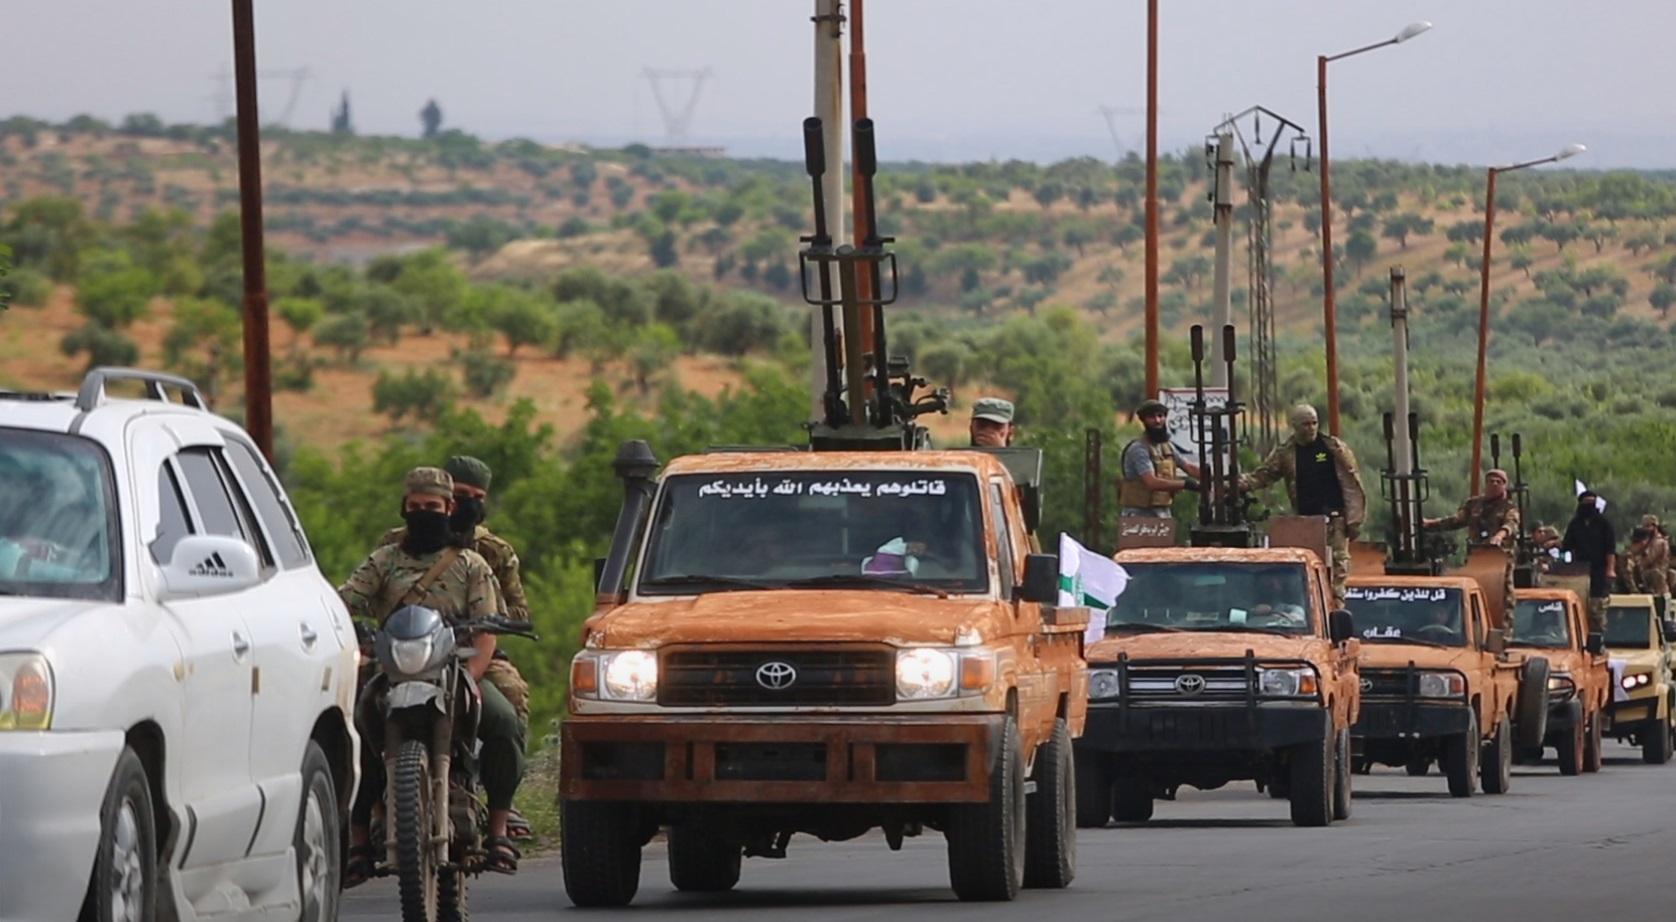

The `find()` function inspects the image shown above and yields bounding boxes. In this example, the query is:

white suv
[0,368,358,922]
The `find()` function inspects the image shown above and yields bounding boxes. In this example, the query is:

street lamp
[1317,20,1432,437]
[1468,142,1587,492]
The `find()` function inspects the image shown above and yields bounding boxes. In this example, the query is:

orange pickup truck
[1509,588,1609,774]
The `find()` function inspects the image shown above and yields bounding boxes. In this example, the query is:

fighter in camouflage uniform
[339,466,525,883]
[1633,515,1670,596]
[1425,468,1520,607]
[1239,404,1367,606]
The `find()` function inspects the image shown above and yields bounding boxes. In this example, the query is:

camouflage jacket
[338,544,503,625]
[1240,434,1368,529]
[1435,494,1520,543]
[379,524,529,623]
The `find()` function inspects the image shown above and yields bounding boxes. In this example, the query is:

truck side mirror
[1586,632,1606,656]
[1663,621,1676,644]
[1484,627,1507,654]
[1328,609,1354,644]
[1019,554,1059,604]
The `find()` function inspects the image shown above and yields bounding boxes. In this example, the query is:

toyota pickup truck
[1601,593,1676,764]
[1076,546,1360,828]
[1509,587,1609,774]
[558,446,1088,905]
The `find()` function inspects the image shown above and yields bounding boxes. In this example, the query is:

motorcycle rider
[339,466,525,885]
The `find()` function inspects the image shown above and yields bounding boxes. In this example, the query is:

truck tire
[1481,714,1513,794]
[1443,711,1478,798]
[1642,710,1672,765]
[1331,728,1353,822]
[1404,755,1430,776]
[946,715,1025,902]
[667,823,741,892]
[1558,715,1585,777]
[1266,763,1291,799]
[1584,712,1603,773]
[1111,778,1154,823]
[1515,657,1551,750]
[1073,748,1112,829]
[1023,719,1076,890]
[560,800,643,907]
[1288,719,1334,828]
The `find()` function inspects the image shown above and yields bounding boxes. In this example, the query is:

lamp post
[1317,20,1431,437]
[1468,142,1587,492]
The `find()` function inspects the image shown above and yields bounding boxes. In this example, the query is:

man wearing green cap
[969,397,1016,447]
[339,466,525,882]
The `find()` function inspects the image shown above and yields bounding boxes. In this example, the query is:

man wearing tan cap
[1424,468,1520,548]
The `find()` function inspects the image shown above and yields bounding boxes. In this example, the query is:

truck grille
[1122,665,1251,700]
[658,647,895,707]
[1360,669,1414,699]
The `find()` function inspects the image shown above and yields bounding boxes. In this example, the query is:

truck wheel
[1073,748,1112,829]
[1404,755,1430,777]
[1288,718,1334,828]
[1515,658,1551,750]
[667,823,742,892]
[1443,711,1479,798]
[1558,717,1586,777]
[1023,719,1076,889]
[1584,712,1603,773]
[1643,712,1673,765]
[946,715,1025,902]
[1266,763,1291,799]
[1111,778,1154,823]
[1480,715,1513,795]
[1331,729,1353,822]
[560,800,643,907]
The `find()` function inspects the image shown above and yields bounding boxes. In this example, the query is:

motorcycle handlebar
[457,616,541,642]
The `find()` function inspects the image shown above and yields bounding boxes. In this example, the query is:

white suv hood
[0,596,112,648]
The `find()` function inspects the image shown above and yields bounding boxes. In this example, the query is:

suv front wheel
[82,747,156,922]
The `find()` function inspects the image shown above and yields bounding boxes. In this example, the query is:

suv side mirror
[1018,554,1059,604]
[1484,627,1507,654]
[1328,608,1354,644]
[158,534,261,598]
[1586,632,1606,656]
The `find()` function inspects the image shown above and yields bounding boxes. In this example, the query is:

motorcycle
[358,606,537,922]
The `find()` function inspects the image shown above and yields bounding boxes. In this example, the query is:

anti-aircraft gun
[1489,432,1540,588]
[1186,323,1258,548]
[798,117,948,451]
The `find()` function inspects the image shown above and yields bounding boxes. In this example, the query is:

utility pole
[231,0,273,461]
[849,0,877,408]
[811,0,845,421]
[1209,131,1235,387]
[1143,0,1159,399]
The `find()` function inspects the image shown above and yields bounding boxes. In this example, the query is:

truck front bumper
[1352,700,1473,740]
[560,714,1000,804]
[1606,695,1662,734]
[1078,701,1327,754]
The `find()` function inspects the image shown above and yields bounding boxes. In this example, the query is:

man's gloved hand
[1182,477,1202,493]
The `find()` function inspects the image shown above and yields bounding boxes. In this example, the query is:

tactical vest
[1119,438,1177,508]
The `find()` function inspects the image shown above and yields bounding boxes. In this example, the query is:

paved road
[344,741,1670,921]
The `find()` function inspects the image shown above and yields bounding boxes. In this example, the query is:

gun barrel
[855,118,878,177]
[803,117,827,178]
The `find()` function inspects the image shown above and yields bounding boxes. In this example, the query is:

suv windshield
[0,429,121,601]
[1605,606,1652,649]
[638,471,988,595]
[1511,599,1573,649]
[1345,585,1465,646]
[1106,563,1312,634]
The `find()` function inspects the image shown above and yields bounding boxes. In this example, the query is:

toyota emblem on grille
[1360,677,1374,693]
[1174,673,1206,696]
[756,661,798,690]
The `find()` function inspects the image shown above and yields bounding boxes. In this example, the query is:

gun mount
[1491,432,1540,588]
[799,117,947,451]
[1187,323,1257,548]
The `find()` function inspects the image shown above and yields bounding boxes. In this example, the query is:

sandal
[344,844,377,889]
[506,808,533,842]
[484,835,521,875]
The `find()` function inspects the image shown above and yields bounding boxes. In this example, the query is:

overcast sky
[12,1,1676,168]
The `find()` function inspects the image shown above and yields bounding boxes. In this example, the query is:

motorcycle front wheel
[394,739,438,922]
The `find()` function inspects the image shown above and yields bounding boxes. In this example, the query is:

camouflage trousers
[1328,517,1350,607]
[1587,595,1609,634]
[484,656,530,729]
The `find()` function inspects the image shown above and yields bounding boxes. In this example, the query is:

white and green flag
[1058,533,1130,644]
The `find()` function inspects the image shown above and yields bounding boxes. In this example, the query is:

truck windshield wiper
[639,574,778,592]
[1360,635,1451,649]
[1182,625,1300,636]
[1106,622,1185,633]
[779,574,949,599]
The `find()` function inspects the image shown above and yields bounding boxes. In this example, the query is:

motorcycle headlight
[1418,671,1466,698]
[600,650,659,702]
[896,648,959,700]
[1089,668,1122,701]
[1258,667,1318,698]
[1621,671,1653,691]
[389,635,436,676]
[0,653,54,731]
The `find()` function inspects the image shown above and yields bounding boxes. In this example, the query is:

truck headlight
[601,650,659,701]
[1089,668,1122,701]
[0,653,54,731]
[1258,667,1318,698]
[1621,671,1653,692]
[1417,672,1466,698]
[389,635,436,676]
[897,648,958,700]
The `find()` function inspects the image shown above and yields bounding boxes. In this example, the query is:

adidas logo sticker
[189,552,234,579]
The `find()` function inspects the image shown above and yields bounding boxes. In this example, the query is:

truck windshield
[638,471,988,595]
[1511,599,1573,649]
[1605,607,1652,649]
[0,428,122,602]
[1345,585,1465,647]
[1105,563,1312,634]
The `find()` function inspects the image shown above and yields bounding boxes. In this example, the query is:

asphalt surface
[343,740,1671,921]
